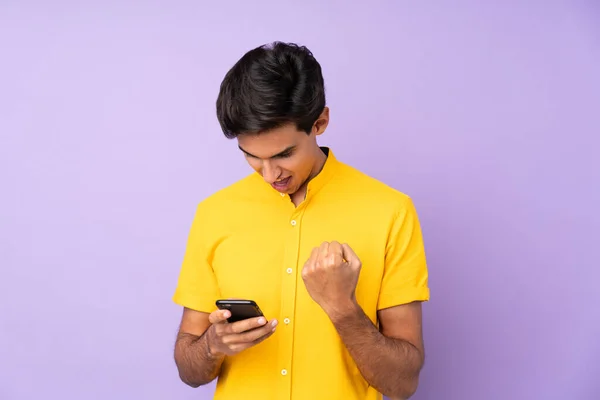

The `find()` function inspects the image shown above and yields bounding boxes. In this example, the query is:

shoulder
[193,172,262,221]
[332,161,414,215]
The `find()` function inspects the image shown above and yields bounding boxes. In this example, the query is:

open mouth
[271,176,291,191]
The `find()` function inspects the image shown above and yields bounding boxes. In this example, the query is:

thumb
[209,309,231,324]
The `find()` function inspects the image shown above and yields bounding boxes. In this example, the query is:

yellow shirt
[173,148,430,400]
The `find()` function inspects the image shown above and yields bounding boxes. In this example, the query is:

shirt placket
[277,203,306,399]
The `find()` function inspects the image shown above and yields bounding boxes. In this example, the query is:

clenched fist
[301,241,362,318]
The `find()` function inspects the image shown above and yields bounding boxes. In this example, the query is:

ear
[313,107,330,136]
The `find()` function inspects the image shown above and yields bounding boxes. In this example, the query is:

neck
[308,147,328,181]
[290,147,327,205]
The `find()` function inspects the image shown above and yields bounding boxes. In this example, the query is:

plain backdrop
[1,1,599,399]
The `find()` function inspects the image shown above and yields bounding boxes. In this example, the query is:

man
[172,41,430,400]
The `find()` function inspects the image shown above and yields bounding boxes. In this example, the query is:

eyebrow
[238,145,296,159]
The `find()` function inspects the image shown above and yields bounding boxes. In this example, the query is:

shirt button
[284,318,290,324]
[280,193,285,197]
[290,220,296,226]
[286,268,293,274]
[281,369,288,376]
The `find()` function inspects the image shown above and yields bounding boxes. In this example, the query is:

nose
[261,161,280,184]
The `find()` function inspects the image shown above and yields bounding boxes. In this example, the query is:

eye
[275,151,293,159]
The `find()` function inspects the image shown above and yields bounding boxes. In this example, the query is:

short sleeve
[377,196,430,310]
[172,204,221,313]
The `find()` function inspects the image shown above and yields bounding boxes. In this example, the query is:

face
[237,107,330,196]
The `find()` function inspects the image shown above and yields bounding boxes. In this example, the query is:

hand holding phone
[206,300,277,357]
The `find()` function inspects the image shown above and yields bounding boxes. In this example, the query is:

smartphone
[215,299,264,323]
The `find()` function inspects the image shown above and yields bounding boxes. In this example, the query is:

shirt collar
[304,147,339,200]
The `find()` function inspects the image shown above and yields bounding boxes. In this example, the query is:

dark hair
[216,41,326,138]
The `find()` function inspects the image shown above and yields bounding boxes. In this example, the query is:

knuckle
[219,330,230,339]
[220,335,232,345]
[223,325,237,335]
[214,326,225,336]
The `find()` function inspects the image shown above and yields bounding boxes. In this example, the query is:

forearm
[328,302,423,399]
[174,326,225,387]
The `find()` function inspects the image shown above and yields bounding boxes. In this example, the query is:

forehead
[237,124,307,158]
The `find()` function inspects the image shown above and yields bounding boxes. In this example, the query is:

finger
[229,329,275,353]
[209,309,231,325]
[249,326,276,345]
[309,247,319,264]
[319,241,330,256]
[328,241,345,265]
[303,247,319,275]
[341,243,359,265]
[225,319,278,345]
[328,241,343,255]
[225,316,268,334]
[315,242,330,267]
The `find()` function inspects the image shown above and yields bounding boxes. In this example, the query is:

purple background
[1,1,599,399]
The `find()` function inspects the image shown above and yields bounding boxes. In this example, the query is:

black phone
[215,299,264,323]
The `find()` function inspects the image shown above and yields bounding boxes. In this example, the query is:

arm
[328,301,424,400]
[301,240,427,399]
[302,198,428,398]
[174,307,278,387]
[174,308,225,387]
